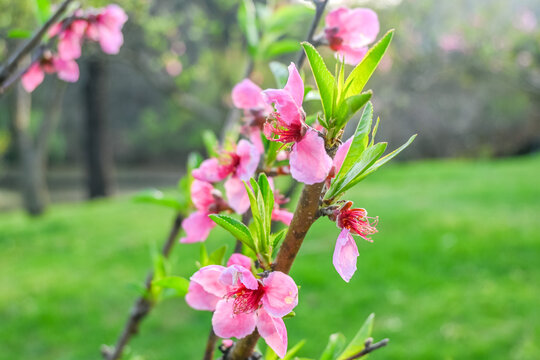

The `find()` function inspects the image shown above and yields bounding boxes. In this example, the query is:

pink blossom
[21,56,79,93]
[180,180,230,243]
[56,20,88,60]
[331,202,378,282]
[325,7,380,65]
[263,63,332,185]
[21,63,45,92]
[438,33,466,53]
[185,259,298,358]
[86,4,128,54]
[52,57,79,82]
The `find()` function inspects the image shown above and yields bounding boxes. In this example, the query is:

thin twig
[296,0,329,67]
[0,0,74,86]
[101,213,184,360]
[343,338,389,360]
[203,328,219,360]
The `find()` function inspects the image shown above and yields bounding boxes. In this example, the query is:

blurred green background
[0,0,539,359]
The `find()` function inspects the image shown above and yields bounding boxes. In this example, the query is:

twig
[296,0,329,67]
[343,338,389,360]
[203,328,219,360]
[0,0,74,87]
[101,213,184,360]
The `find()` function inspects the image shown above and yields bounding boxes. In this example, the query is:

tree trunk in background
[84,58,113,199]
[13,82,47,215]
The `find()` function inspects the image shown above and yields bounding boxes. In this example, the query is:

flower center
[325,27,343,51]
[337,205,378,241]
[264,113,306,144]
[227,283,265,314]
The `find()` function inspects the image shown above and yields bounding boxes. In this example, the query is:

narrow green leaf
[265,4,314,34]
[238,0,259,56]
[202,131,219,158]
[258,173,274,232]
[337,314,375,360]
[209,245,228,266]
[199,244,209,267]
[282,339,306,360]
[209,214,256,251]
[262,40,301,59]
[133,189,183,210]
[301,42,336,122]
[270,228,287,250]
[7,29,32,39]
[344,30,394,98]
[320,333,346,360]
[325,143,387,199]
[334,91,372,130]
[269,61,289,88]
[34,0,51,24]
[152,276,190,297]
[369,117,380,146]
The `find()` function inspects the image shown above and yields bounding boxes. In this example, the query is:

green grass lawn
[1,156,539,360]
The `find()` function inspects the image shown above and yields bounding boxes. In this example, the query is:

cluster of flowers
[21,4,128,92]
[181,6,381,357]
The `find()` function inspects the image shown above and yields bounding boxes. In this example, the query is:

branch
[203,328,219,360]
[0,0,74,86]
[296,0,329,67]
[101,213,184,360]
[343,338,389,360]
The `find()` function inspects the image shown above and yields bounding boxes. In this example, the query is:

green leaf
[343,30,394,98]
[265,137,282,166]
[301,42,336,122]
[209,245,228,266]
[199,243,210,267]
[7,29,32,39]
[337,314,375,360]
[334,102,373,181]
[187,152,203,174]
[282,339,306,360]
[209,214,256,251]
[265,4,314,34]
[357,134,417,181]
[258,173,274,232]
[269,61,289,88]
[369,117,380,147]
[325,143,387,199]
[320,333,346,360]
[34,0,51,24]
[334,91,372,131]
[133,189,184,210]
[262,40,301,59]
[238,0,259,57]
[152,276,190,297]
[202,131,219,158]
[270,228,287,250]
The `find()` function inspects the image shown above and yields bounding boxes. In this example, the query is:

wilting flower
[232,79,271,153]
[331,201,378,282]
[21,55,79,93]
[324,7,380,65]
[185,254,298,358]
[193,139,260,214]
[263,63,332,185]
[180,180,230,243]
[86,4,128,54]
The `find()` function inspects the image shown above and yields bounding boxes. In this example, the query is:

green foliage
[319,333,346,360]
[269,61,289,88]
[238,0,259,57]
[336,313,374,359]
[208,214,256,251]
[197,244,228,268]
[7,29,31,38]
[202,131,219,158]
[152,276,189,298]
[132,189,187,211]
[33,0,50,24]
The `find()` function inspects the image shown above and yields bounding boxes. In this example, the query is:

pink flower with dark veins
[263,63,332,185]
[324,7,380,65]
[86,4,128,54]
[180,180,230,243]
[185,254,298,358]
[331,201,378,282]
[193,139,260,214]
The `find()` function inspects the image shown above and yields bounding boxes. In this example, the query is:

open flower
[263,63,332,185]
[331,202,378,282]
[180,180,230,243]
[86,4,128,54]
[193,139,260,214]
[324,7,380,65]
[49,19,88,60]
[185,254,298,358]
[232,79,272,153]
[21,55,79,93]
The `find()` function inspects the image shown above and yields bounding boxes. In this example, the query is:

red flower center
[325,27,343,51]
[336,203,378,241]
[227,283,265,314]
[264,113,306,144]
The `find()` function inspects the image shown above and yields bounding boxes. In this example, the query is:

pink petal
[257,308,288,359]
[185,281,221,311]
[98,25,124,54]
[192,158,230,183]
[219,265,259,290]
[232,79,265,110]
[179,211,215,243]
[263,89,304,128]
[53,58,79,82]
[333,137,352,174]
[58,32,82,60]
[190,265,228,297]
[21,63,45,92]
[191,179,215,211]
[283,63,304,108]
[325,7,348,28]
[341,8,380,47]
[227,253,252,270]
[271,208,293,226]
[248,128,264,154]
[48,22,63,37]
[289,129,332,184]
[336,45,369,66]
[333,228,359,282]
[100,4,128,29]
[225,177,250,214]
[235,139,260,180]
[261,271,298,318]
[212,299,257,339]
